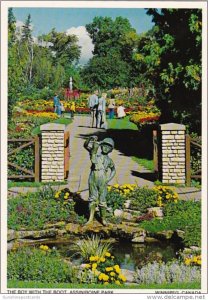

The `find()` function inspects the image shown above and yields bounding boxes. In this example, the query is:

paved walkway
[8,115,201,201]
[66,115,201,201]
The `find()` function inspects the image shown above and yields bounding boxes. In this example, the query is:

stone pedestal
[40,123,65,182]
[160,123,186,184]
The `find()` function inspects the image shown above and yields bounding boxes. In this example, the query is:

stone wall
[40,123,66,182]
[160,123,186,184]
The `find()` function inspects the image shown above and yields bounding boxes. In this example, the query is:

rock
[131,236,145,243]
[120,269,135,283]
[7,229,17,242]
[190,246,201,252]
[154,230,174,240]
[144,237,160,243]
[147,207,163,218]
[65,223,81,234]
[114,209,137,222]
[124,200,131,209]
[16,229,58,239]
[114,209,123,218]
[175,229,185,239]
[44,221,66,229]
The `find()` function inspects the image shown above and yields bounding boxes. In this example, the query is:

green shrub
[106,190,126,211]
[141,200,201,247]
[128,187,158,213]
[8,187,78,230]
[135,261,201,285]
[8,247,78,283]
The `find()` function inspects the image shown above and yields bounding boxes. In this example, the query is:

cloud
[66,26,94,65]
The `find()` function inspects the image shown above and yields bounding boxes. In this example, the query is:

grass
[107,116,138,130]
[32,117,72,135]
[8,280,201,289]
[132,156,154,171]
[8,181,67,188]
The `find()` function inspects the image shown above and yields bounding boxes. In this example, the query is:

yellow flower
[98,273,104,281]
[102,274,109,282]
[89,256,95,262]
[100,257,106,262]
[114,265,121,274]
[110,272,116,277]
[115,280,121,285]
[105,252,111,257]
[113,184,119,188]
[64,195,68,199]
[54,192,59,198]
[84,264,91,268]
[119,274,127,282]
[184,258,191,265]
[92,263,97,269]
[105,267,113,272]
[104,282,109,285]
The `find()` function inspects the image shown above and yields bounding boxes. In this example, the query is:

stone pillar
[160,123,186,184]
[40,123,65,182]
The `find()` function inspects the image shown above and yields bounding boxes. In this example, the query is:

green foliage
[82,16,139,89]
[8,187,78,230]
[106,190,126,211]
[8,247,78,283]
[142,9,202,133]
[128,187,158,213]
[141,200,201,247]
[70,235,112,262]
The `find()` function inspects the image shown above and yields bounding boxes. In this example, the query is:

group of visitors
[88,90,126,128]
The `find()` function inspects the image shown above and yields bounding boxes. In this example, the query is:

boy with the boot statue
[84,136,116,226]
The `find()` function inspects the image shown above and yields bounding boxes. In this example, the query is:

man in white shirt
[88,90,99,128]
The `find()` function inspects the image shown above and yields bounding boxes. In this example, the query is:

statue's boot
[85,203,96,225]
[99,206,107,226]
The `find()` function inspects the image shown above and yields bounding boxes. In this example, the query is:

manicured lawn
[8,280,200,290]
[132,157,154,172]
[32,117,72,135]
[107,116,138,130]
[8,181,67,188]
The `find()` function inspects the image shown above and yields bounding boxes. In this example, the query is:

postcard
[1,1,207,298]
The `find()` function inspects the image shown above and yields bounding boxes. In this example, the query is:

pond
[36,238,183,271]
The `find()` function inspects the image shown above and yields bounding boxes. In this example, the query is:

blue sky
[13,8,154,36]
[12,8,154,64]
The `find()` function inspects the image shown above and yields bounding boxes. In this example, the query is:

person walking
[97,93,107,129]
[88,90,99,128]
[108,95,115,119]
[53,93,61,117]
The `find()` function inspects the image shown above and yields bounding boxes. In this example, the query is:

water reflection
[41,239,182,271]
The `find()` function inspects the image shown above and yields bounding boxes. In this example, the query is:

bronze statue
[84,136,116,225]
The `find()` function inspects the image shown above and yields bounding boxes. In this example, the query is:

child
[117,104,126,119]
[84,136,116,226]
[70,101,75,119]
[60,102,65,115]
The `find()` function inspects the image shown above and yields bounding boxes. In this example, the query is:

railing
[8,136,40,182]
[186,134,201,186]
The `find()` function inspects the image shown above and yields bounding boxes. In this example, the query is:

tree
[81,53,130,89]
[8,8,16,45]
[40,29,81,67]
[82,16,138,89]
[135,9,202,133]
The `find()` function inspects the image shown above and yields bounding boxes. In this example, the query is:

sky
[12,8,154,65]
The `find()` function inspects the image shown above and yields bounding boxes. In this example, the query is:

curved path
[66,115,201,201]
